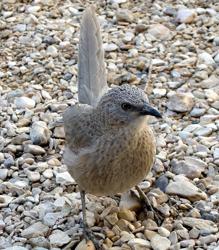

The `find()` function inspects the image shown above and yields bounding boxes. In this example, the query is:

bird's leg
[135,185,163,225]
[80,190,102,249]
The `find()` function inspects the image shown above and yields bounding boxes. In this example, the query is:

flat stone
[213,148,219,159]
[198,52,215,65]
[103,43,118,52]
[75,240,95,250]
[167,93,194,112]
[116,9,133,23]
[21,222,49,238]
[24,144,46,155]
[15,96,35,109]
[118,208,136,222]
[166,175,207,201]
[151,235,171,250]
[49,230,71,247]
[195,75,219,89]
[176,8,197,23]
[26,170,41,182]
[194,127,213,136]
[54,126,65,138]
[0,169,8,180]
[30,121,50,145]
[171,158,205,179]
[148,24,171,40]
[0,195,14,208]
[182,217,218,235]
[128,238,151,249]
[55,171,75,185]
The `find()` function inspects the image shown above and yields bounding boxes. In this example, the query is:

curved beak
[139,104,162,118]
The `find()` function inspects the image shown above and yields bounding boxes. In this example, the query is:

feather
[78,6,108,107]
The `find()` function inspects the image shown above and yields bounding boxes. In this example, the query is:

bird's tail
[78,6,108,107]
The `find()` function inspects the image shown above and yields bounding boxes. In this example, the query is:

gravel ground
[0,0,219,249]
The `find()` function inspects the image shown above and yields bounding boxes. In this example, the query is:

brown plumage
[63,6,161,249]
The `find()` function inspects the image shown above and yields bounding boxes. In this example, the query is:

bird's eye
[121,103,132,111]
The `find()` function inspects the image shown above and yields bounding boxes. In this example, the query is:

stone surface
[15,97,35,109]
[21,222,49,238]
[176,9,197,24]
[166,176,207,201]
[30,121,50,145]
[49,230,71,247]
[148,24,171,40]
[151,235,171,250]
[167,93,194,112]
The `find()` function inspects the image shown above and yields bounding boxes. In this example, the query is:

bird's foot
[135,186,164,226]
[83,225,103,250]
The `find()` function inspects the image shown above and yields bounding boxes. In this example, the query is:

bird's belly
[76,136,156,196]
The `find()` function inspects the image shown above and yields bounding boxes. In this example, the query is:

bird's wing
[78,6,108,107]
[63,104,94,151]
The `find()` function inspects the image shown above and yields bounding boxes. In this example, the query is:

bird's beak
[139,104,162,118]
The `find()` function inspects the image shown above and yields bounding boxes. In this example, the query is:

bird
[63,6,161,249]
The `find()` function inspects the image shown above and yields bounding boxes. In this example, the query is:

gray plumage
[78,6,108,107]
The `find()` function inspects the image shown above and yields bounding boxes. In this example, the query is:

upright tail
[78,6,108,107]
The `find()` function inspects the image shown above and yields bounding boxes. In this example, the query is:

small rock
[75,240,95,250]
[213,148,219,159]
[43,169,53,179]
[116,9,133,23]
[24,144,46,155]
[54,126,65,138]
[49,230,71,247]
[118,209,135,222]
[128,238,151,249]
[21,222,49,238]
[171,158,205,179]
[55,171,75,185]
[190,108,206,117]
[148,24,171,40]
[26,170,41,182]
[103,43,118,52]
[30,121,50,145]
[0,195,13,207]
[26,5,41,13]
[5,247,28,250]
[166,175,207,201]
[15,97,35,109]
[0,169,8,180]
[167,93,194,112]
[198,52,215,65]
[176,8,197,24]
[182,217,218,235]
[194,127,212,136]
[47,45,58,57]
[151,235,171,250]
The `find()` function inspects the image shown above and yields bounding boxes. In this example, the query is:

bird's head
[96,84,161,127]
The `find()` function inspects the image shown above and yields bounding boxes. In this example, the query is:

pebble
[128,238,151,249]
[148,24,171,40]
[116,9,133,23]
[182,217,218,235]
[103,43,118,52]
[171,158,204,179]
[0,169,8,180]
[30,121,50,145]
[151,235,171,250]
[55,171,75,185]
[49,230,71,247]
[15,97,36,109]
[198,52,215,65]
[176,8,197,24]
[24,144,46,155]
[21,222,49,238]
[166,175,207,201]
[213,148,219,159]
[167,93,194,112]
